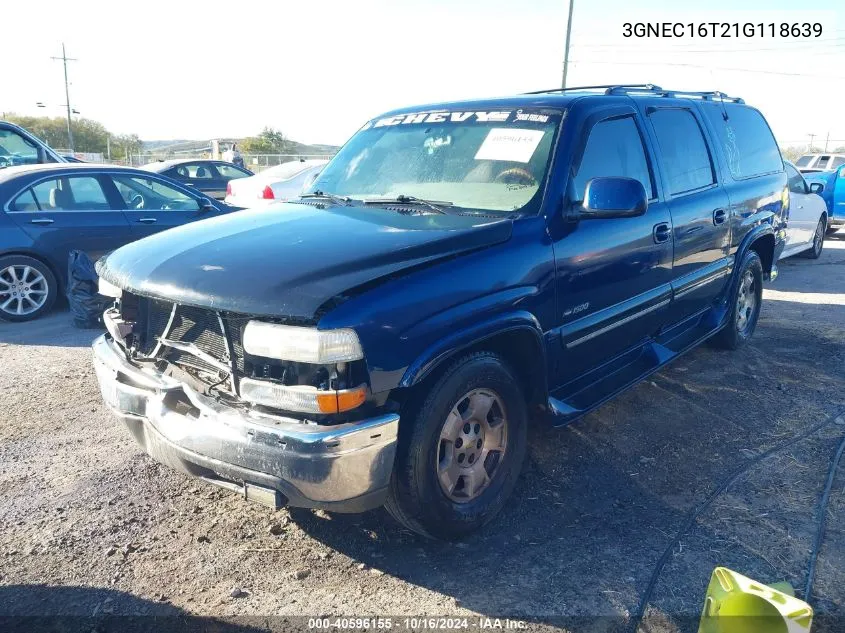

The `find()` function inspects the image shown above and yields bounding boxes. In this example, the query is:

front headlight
[242,321,364,363]
[98,277,122,298]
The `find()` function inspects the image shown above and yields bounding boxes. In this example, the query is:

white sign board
[474,129,545,163]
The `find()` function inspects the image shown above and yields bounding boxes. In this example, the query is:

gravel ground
[1,236,844,633]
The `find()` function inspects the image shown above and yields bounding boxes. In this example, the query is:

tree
[780,146,803,163]
[240,127,290,154]
[3,113,141,157]
[111,134,143,161]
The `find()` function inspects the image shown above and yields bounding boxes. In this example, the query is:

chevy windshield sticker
[373,111,513,127]
[474,128,546,163]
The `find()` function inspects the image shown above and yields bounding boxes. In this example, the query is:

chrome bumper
[92,335,399,512]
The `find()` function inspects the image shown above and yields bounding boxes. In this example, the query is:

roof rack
[524,85,744,103]
[524,84,663,95]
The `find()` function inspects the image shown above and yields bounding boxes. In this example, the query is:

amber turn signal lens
[315,385,367,414]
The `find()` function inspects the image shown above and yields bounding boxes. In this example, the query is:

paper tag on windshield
[474,129,545,163]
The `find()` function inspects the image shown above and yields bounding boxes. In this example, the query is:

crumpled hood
[98,203,512,319]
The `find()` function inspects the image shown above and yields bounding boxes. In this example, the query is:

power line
[568,59,845,79]
[572,41,845,54]
[569,33,845,50]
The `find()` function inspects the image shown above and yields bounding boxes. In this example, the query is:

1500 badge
[563,302,590,318]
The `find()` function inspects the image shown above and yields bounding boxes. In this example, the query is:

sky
[1,0,842,148]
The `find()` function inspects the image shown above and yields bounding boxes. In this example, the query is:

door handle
[137,217,157,224]
[653,222,671,244]
[713,208,727,225]
[30,218,54,225]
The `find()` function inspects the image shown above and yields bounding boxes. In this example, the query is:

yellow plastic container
[698,567,813,633]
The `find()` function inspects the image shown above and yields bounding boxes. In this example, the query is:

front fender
[399,309,546,388]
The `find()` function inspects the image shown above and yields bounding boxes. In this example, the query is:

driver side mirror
[579,177,648,219]
[809,182,824,195]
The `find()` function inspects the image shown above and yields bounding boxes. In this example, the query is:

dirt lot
[1,237,844,633]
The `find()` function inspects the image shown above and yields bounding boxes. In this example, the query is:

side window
[572,116,653,200]
[0,129,39,168]
[69,177,109,207]
[816,155,831,170]
[112,176,200,211]
[785,163,806,194]
[185,164,214,179]
[27,176,109,210]
[649,109,715,195]
[702,104,782,179]
[831,157,845,169]
[9,189,40,211]
[215,164,249,179]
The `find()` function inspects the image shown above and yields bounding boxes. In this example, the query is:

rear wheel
[827,225,840,236]
[711,250,763,350]
[802,217,825,259]
[0,255,57,322]
[385,352,527,540]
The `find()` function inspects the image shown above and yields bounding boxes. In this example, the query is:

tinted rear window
[649,108,715,195]
[702,104,782,179]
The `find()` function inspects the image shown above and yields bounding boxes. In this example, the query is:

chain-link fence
[110,153,335,172]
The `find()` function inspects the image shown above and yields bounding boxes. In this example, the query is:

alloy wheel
[0,265,49,316]
[735,270,757,333]
[436,389,508,503]
[813,220,824,256]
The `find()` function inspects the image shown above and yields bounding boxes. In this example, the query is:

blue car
[0,120,66,168]
[802,166,845,235]
[92,85,786,539]
[0,163,240,321]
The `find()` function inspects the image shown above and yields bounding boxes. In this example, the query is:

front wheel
[802,217,825,259]
[385,352,528,540]
[711,250,763,350]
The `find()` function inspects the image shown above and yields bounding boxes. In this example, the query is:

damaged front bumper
[92,334,399,513]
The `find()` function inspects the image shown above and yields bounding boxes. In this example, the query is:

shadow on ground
[0,584,268,632]
[0,309,99,348]
[291,310,845,631]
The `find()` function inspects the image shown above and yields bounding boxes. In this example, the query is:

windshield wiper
[363,195,451,215]
[299,190,351,206]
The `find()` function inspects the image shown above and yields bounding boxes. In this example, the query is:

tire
[385,352,528,540]
[827,226,840,236]
[711,250,763,350]
[801,217,825,259]
[0,255,57,322]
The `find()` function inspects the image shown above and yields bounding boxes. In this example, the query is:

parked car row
[0,163,239,320]
[141,159,253,200]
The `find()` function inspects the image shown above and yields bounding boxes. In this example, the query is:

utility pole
[808,133,816,152]
[51,43,77,151]
[824,132,830,152]
[561,0,575,89]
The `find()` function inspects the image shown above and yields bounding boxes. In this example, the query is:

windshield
[307,109,562,213]
[795,155,814,168]
[0,129,39,169]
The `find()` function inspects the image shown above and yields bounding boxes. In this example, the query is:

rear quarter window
[702,104,782,180]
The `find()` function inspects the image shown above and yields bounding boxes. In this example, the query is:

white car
[225,159,328,207]
[795,153,845,173]
[780,161,828,260]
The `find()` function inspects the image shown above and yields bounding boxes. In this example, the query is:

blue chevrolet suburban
[92,85,787,539]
